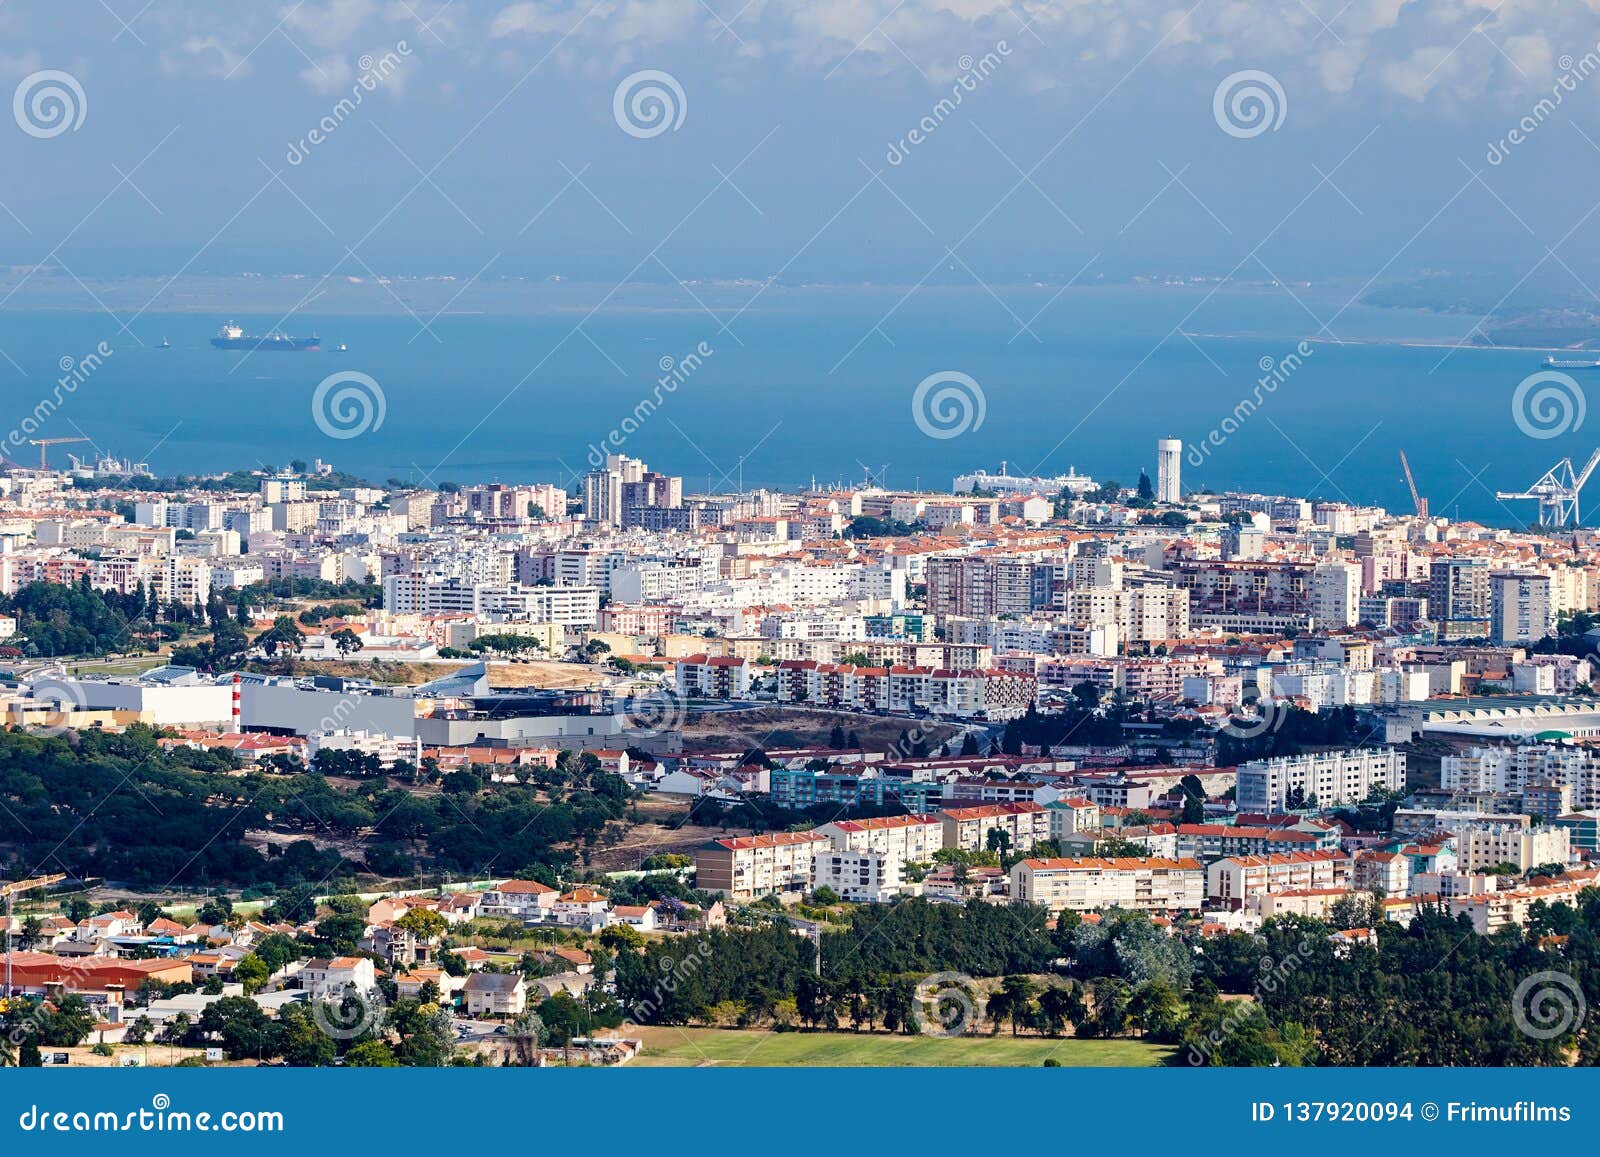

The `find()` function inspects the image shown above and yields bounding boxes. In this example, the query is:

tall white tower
[1156,438,1182,504]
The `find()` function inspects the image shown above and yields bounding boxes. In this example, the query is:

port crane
[27,437,88,470]
[2,873,65,997]
[1400,450,1429,519]
[1496,449,1600,528]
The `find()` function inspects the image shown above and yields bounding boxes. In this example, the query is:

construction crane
[1400,451,1429,519]
[1496,449,1600,528]
[27,437,88,470]
[2,874,66,997]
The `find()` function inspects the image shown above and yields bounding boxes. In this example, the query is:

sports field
[629,1026,1174,1067]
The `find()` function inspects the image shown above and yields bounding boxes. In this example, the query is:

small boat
[335,342,348,353]
[159,337,171,349]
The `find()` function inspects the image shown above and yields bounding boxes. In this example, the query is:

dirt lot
[588,794,738,871]
[266,658,604,690]
[678,706,962,754]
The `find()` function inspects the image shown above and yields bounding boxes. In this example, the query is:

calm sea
[0,285,1581,527]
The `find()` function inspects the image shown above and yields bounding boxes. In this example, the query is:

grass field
[629,1026,1174,1067]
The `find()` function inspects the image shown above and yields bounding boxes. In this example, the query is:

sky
[1,0,1600,290]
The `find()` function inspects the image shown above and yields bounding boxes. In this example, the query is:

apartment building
[1010,856,1205,915]
[1454,824,1571,873]
[940,802,1050,852]
[1235,748,1406,813]
[675,655,752,699]
[1206,850,1352,909]
[813,849,905,903]
[815,814,945,864]
[694,831,830,899]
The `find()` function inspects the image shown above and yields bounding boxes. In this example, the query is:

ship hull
[211,337,321,351]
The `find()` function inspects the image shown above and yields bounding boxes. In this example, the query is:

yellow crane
[3,874,66,996]
[27,437,88,470]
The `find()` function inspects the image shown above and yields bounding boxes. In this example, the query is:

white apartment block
[694,832,830,899]
[813,849,904,903]
[1311,560,1362,628]
[1010,856,1205,915]
[1206,850,1352,909]
[1490,572,1555,646]
[815,814,945,865]
[1234,748,1406,813]
[1454,824,1571,873]
[1442,744,1600,810]
[940,803,1050,852]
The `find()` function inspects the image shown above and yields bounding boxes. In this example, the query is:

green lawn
[629,1026,1174,1067]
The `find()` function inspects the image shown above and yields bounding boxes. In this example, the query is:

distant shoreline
[1181,331,1586,356]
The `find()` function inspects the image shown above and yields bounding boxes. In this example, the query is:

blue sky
[1,0,1599,287]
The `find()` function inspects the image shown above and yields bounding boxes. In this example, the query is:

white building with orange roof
[1206,850,1353,909]
[479,879,559,919]
[1010,856,1205,914]
[816,813,945,864]
[299,956,377,997]
[940,802,1050,853]
[694,831,830,899]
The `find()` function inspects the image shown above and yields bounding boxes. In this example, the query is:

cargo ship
[1543,355,1600,369]
[210,322,321,351]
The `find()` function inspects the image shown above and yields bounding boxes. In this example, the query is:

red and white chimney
[231,673,242,736]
